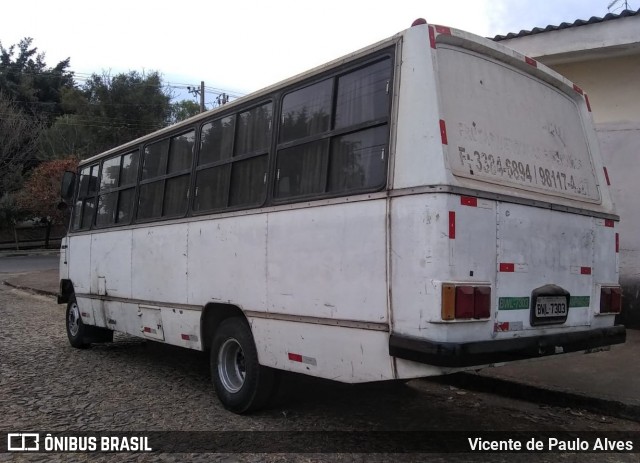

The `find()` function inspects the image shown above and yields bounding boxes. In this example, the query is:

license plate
[535,296,567,318]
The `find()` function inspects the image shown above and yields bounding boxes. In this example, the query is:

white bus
[59,19,625,413]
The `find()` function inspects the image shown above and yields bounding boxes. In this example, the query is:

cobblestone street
[1,284,639,462]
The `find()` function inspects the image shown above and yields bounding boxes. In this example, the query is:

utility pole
[187,82,206,113]
[200,81,205,113]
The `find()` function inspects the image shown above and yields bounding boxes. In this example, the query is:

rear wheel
[210,317,276,413]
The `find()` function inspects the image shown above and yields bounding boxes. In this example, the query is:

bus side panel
[187,215,268,310]
[266,200,388,323]
[68,234,92,295]
[250,317,395,383]
[131,224,188,304]
[90,229,132,298]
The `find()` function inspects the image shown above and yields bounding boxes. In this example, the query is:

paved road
[1,285,639,462]
[0,254,58,273]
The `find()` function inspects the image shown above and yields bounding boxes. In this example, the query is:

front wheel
[210,317,276,413]
[66,298,113,348]
[66,299,89,348]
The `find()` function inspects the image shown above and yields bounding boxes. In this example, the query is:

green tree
[0,91,43,193]
[80,70,172,152]
[0,38,75,199]
[0,37,75,124]
[170,99,201,124]
[43,70,173,159]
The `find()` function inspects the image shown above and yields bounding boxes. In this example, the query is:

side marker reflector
[439,119,448,145]
[499,263,515,272]
[448,211,455,239]
[460,196,477,207]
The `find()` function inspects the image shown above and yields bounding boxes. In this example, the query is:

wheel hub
[218,338,246,393]
[68,303,81,337]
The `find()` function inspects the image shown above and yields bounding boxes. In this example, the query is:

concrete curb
[2,280,58,298]
[0,250,60,258]
[434,372,640,423]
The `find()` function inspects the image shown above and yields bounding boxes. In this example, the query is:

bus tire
[66,298,90,348]
[210,317,275,414]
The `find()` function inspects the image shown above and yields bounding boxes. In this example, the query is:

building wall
[552,55,640,124]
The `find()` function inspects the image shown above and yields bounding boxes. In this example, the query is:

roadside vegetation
[0,37,202,230]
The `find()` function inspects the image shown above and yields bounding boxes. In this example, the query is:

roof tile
[493,8,639,41]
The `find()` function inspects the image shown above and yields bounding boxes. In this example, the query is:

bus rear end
[388,22,624,375]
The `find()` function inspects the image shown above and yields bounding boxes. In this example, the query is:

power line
[1,68,247,100]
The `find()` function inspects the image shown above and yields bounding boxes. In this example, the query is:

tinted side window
[335,59,391,129]
[194,103,272,213]
[72,164,99,230]
[200,116,234,165]
[275,140,328,198]
[137,130,195,221]
[275,57,391,200]
[95,150,140,227]
[328,125,387,192]
[168,132,195,173]
[229,156,268,206]
[235,104,272,155]
[142,139,169,180]
[280,80,332,143]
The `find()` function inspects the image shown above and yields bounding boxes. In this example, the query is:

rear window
[437,45,600,203]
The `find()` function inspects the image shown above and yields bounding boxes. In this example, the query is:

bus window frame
[94,148,142,229]
[192,99,274,216]
[135,128,197,223]
[67,47,395,233]
[271,52,394,205]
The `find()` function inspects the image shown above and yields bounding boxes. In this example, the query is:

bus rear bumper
[389,325,626,368]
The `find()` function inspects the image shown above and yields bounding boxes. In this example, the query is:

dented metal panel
[266,201,388,323]
[131,225,188,304]
[187,215,267,310]
[495,204,595,333]
[90,230,132,298]
[138,306,165,341]
[250,317,395,383]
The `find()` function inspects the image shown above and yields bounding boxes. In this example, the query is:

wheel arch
[200,302,250,352]
[58,279,75,304]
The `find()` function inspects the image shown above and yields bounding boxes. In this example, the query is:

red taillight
[443,285,492,320]
[474,286,492,319]
[600,287,622,314]
[455,286,475,319]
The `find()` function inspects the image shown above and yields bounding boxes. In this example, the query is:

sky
[2,0,635,106]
